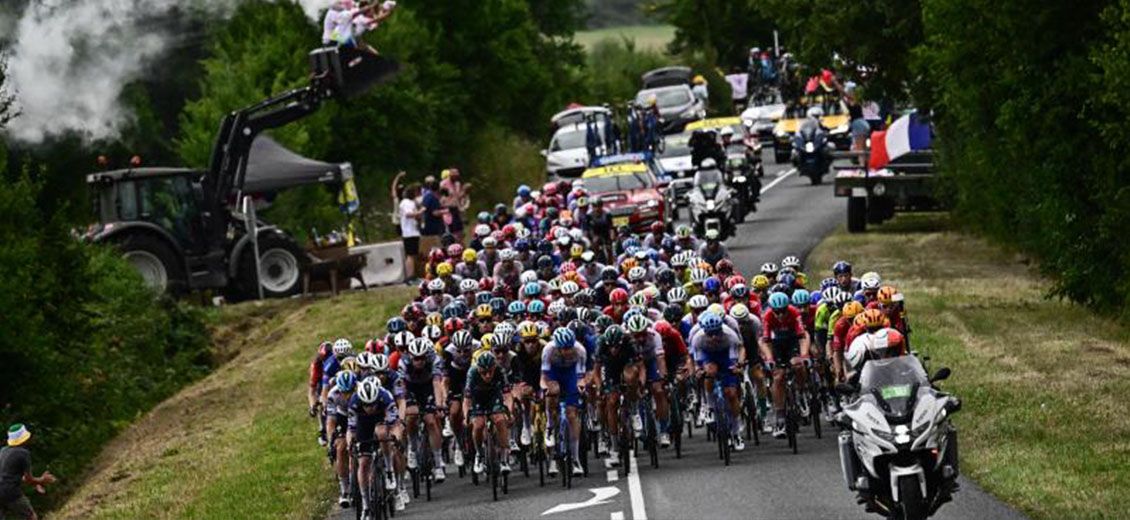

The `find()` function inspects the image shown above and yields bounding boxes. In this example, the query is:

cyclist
[832,260,859,293]
[396,337,448,483]
[689,312,746,450]
[591,324,637,465]
[759,292,812,439]
[464,352,514,476]
[325,370,358,508]
[309,341,333,446]
[698,229,729,265]
[625,314,671,447]
[512,321,546,449]
[540,327,588,477]
[654,316,692,444]
[350,376,404,514]
[442,330,476,469]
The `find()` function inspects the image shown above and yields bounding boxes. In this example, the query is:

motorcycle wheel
[897,475,928,520]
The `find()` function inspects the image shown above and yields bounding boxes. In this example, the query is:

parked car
[543,122,603,179]
[635,84,706,134]
[740,91,788,142]
[582,160,671,233]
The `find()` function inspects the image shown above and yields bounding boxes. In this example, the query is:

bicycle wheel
[352,456,362,520]
[537,449,546,487]
[811,392,823,439]
[423,449,433,502]
[489,432,499,501]
[786,385,798,455]
[646,408,658,469]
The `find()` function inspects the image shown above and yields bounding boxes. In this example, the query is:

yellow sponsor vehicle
[770,95,852,164]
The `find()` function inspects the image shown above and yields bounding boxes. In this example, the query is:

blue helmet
[832,260,852,275]
[507,300,527,316]
[553,327,576,348]
[523,282,542,297]
[778,272,797,289]
[518,185,531,198]
[698,312,723,334]
[768,292,790,310]
[791,289,811,306]
[527,299,546,315]
[477,211,491,224]
[514,239,530,252]
[335,370,357,392]
[475,291,492,306]
[704,277,722,294]
[820,277,837,291]
[490,297,507,314]
[809,290,823,306]
[387,317,407,333]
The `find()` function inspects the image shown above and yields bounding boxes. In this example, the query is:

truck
[833,149,939,232]
[83,46,398,298]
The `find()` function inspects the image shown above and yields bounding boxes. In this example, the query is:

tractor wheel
[236,233,308,299]
[117,233,186,294]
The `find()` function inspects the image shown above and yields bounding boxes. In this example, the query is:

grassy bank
[807,213,1130,520]
[575,24,675,51]
[55,287,415,520]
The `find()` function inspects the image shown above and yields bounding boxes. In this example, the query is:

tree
[647,0,778,67]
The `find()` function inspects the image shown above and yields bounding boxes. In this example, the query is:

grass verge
[807,213,1130,520]
[55,286,415,520]
[575,24,675,51]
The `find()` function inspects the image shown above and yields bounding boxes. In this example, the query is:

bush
[466,124,547,215]
[0,172,211,509]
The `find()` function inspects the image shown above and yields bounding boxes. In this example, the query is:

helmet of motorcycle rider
[768,292,790,310]
[701,158,717,169]
[719,126,734,137]
[806,106,824,119]
[693,74,706,85]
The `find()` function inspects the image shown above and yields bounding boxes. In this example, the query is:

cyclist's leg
[356,437,373,511]
[334,418,350,496]
[647,357,670,433]
[491,410,510,466]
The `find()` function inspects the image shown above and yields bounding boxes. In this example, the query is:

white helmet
[422,324,443,341]
[391,331,414,350]
[688,294,709,310]
[547,299,566,317]
[427,278,445,292]
[332,338,353,357]
[806,106,824,119]
[474,224,491,237]
[719,126,734,137]
[459,278,479,293]
[515,227,531,240]
[569,228,585,242]
[482,237,497,248]
[701,158,717,169]
[356,351,377,369]
[372,353,390,372]
[408,337,433,358]
[861,271,882,287]
[499,248,516,261]
[560,281,580,296]
[781,255,802,270]
[628,266,647,282]
[357,376,383,404]
[520,270,538,285]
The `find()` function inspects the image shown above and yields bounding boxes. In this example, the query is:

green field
[575,24,675,52]
[808,214,1130,520]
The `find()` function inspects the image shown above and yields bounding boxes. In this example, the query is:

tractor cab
[87,168,208,254]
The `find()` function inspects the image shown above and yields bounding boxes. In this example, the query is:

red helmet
[428,248,446,264]
[364,338,384,354]
[502,224,516,239]
[650,221,664,233]
[490,230,505,242]
[543,182,558,196]
[559,261,577,273]
[716,259,735,276]
[318,341,333,359]
[446,243,464,258]
[725,274,745,289]
[478,277,495,291]
[402,302,425,321]
[610,288,629,305]
[444,317,465,336]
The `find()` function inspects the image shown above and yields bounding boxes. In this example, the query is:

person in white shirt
[398,183,425,281]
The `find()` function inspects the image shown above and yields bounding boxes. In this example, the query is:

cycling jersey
[443,344,474,400]
[347,387,398,445]
[760,306,807,341]
[541,342,588,407]
[322,356,343,387]
[396,350,444,410]
[463,365,511,416]
[309,354,328,391]
[830,315,853,353]
[688,326,742,387]
[814,302,833,332]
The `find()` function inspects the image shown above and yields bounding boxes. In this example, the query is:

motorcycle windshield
[859,357,929,417]
[694,169,723,200]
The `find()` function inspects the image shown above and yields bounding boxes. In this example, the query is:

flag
[868,113,932,170]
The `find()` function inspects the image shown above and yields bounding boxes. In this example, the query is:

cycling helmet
[372,353,390,372]
[499,248,517,261]
[436,262,454,277]
[447,243,464,259]
[625,313,651,334]
[553,327,576,348]
[810,290,823,306]
[770,282,789,296]
[475,291,492,306]
[861,275,881,291]
[520,270,538,285]
[443,301,467,319]
[602,324,625,345]
[459,278,479,294]
[833,290,854,308]
[791,289,811,306]
[489,297,507,315]
[601,266,620,281]
[760,263,779,276]
[518,320,540,339]
[422,324,443,342]
[768,292,790,310]
[628,266,647,282]
[688,294,710,310]
[576,307,595,323]
[475,351,497,371]
[781,255,802,270]
[703,277,721,294]
[560,281,580,296]
[523,282,542,298]
[507,300,527,317]
[861,309,887,330]
[536,255,554,272]
[706,303,725,317]
[318,341,333,359]
[751,274,770,290]
[517,184,531,197]
[335,370,357,392]
[690,268,710,285]
[547,278,561,294]
[666,286,688,304]
[594,314,615,332]
[806,106,824,118]
[356,351,377,370]
[627,292,648,308]
[877,286,897,305]
[560,261,577,274]
[392,331,414,350]
[547,299,566,317]
[610,288,629,305]
[482,237,497,249]
[570,244,585,259]
[574,289,595,306]
[427,278,445,293]
[557,307,578,325]
[662,304,684,324]
[820,277,837,291]
[778,272,796,289]
[656,268,676,286]
[716,258,735,276]
[842,301,865,319]
[527,299,546,315]
[409,337,433,358]
[698,312,723,334]
[333,338,353,357]
[357,377,382,403]
[340,356,359,374]
[622,307,643,322]
[730,284,749,299]
[450,330,474,350]
[387,317,407,334]
[670,253,688,269]
[461,249,478,263]
[729,303,750,320]
[832,260,852,275]
[676,224,693,239]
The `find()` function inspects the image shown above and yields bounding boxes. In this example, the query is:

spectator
[419,175,447,259]
[724,66,749,114]
[398,182,425,282]
[439,168,471,244]
[692,75,709,105]
[1,424,55,520]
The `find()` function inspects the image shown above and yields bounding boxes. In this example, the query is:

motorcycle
[686,166,737,239]
[724,145,762,220]
[836,356,962,520]
[791,121,834,185]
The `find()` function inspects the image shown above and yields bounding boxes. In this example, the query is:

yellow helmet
[426,312,443,327]
[480,333,494,351]
[518,320,540,339]
[436,262,453,277]
[474,303,492,319]
[340,357,359,374]
[843,301,865,319]
[570,243,584,259]
[796,272,808,288]
[462,249,478,263]
[751,274,770,290]
[693,74,706,85]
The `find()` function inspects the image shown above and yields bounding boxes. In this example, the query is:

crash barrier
[350,242,406,288]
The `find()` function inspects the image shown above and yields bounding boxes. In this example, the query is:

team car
[582,155,673,232]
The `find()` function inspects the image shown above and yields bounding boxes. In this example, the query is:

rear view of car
[582,162,668,232]
[635,85,705,134]
[544,123,599,179]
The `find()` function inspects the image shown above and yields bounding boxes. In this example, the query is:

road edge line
[628,450,647,520]
[760,168,797,194]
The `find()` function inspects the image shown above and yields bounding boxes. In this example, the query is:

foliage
[584,0,656,29]
[647,0,777,68]
[583,38,672,105]
[0,172,211,509]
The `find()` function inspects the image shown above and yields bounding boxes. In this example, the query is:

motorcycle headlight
[804,142,816,153]
[706,200,716,211]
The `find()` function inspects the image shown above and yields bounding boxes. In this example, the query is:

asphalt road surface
[331,158,1027,520]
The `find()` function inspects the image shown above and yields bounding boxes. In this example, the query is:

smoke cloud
[3,0,332,143]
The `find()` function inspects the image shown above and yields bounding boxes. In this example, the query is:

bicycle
[352,438,397,520]
[615,385,635,478]
[555,399,576,489]
[781,364,801,455]
[740,370,762,447]
[407,417,434,501]
[710,379,733,466]
[638,388,659,469]
[483,416,510,501]
[666,378,684,459]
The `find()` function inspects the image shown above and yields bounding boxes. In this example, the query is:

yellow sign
[773,114,850,136]
[685,117,742,131]
[613,216,630,227]
[582,163,648,178]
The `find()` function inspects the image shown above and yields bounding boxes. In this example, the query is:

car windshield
[585,172,653,193]
[638,88,690,108]
[551,127,600,152]
[661,134,693,157]
[859,356,929,415]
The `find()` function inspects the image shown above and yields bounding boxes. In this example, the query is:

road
[332,158,1027,520]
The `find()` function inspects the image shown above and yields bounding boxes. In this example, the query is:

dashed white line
[606,469,619,482]
[611,512,625,520]
[760,168,797,194]
[627,451,647,520]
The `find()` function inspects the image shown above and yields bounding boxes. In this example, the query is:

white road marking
[611,512,625,520]
[607,469,619,482]
[627,450,647,520]
[760,168,797,194]
[541,486,621,516]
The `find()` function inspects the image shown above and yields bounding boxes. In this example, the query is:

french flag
[868,112,932,171]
